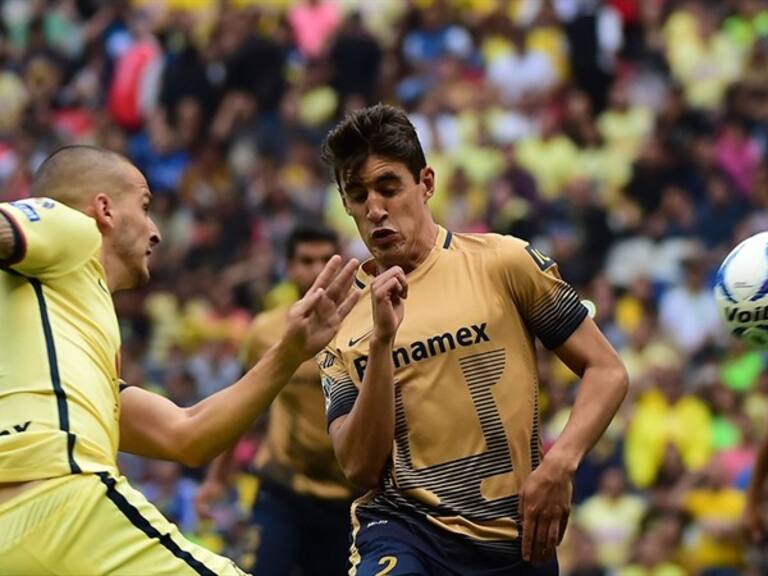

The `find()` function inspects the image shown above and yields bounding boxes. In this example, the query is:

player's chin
[370,240,402,261]
[134,263,151,287]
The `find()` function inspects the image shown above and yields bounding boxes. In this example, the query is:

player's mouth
[370,228,398,246]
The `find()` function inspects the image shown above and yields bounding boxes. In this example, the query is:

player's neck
[99,247,129,294]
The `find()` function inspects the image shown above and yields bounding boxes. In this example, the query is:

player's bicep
[328,414,349,450]
[553,316,622,377]
[0,208,24,265]
[0,199,100,278]
[118,386,191,462]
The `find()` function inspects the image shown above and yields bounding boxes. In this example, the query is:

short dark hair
[286,225,339,260]
[321,104,426,191]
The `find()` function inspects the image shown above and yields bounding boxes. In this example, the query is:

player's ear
[421,166,435,203]
[340,191,352,215]
[91,193,115,232]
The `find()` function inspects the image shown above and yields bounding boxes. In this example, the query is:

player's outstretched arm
[519,317,628,565]
[329,266,407,489]
[743,432,768,543]
[119,256,360,467]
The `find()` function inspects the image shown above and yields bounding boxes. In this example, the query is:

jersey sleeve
[497,236,588,349]
[316,346,359,428]
[0,198,101,279]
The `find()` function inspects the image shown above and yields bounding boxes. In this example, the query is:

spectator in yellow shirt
[625,365,713,488]
[576,467,647,568]
[678,462,746,572]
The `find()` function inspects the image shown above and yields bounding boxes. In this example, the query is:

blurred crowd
[3,0,768,573]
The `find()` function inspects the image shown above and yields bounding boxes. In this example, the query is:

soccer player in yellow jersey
[0,145,359,575]
[317,105,629,575]
[197,226,357,576]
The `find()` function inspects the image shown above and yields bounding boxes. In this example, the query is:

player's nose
[149,218,162,246]
[365,196,387,223]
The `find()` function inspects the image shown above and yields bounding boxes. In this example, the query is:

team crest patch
[525,244,555,271]
[11,201,40,222]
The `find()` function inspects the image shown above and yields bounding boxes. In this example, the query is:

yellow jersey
[318,226,587,560]
[0,198,121,481]
[243,306,354,500]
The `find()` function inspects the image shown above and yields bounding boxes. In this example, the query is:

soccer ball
[715,231,768,348]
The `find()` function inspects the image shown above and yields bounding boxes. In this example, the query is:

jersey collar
[353,225,453,289]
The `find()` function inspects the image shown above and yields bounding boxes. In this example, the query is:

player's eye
[346,188,366,203]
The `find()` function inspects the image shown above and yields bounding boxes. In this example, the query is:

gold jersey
[318,226,587,560]
[243,306,354,500]
[0,198,121,481]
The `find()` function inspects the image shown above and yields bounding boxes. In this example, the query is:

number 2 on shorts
[375,555,398,576]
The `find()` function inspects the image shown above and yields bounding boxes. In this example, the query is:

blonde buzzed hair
[32,145,136,210]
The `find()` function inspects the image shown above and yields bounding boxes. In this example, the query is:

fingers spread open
[308,255,342,293]
[312,292,337,325]
[325,258,360,303]
[292,287,325,317]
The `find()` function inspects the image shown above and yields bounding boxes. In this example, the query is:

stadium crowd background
[1,0,768,573]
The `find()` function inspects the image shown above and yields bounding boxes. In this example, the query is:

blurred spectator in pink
[714,118,762,197]
[288,0,342,59]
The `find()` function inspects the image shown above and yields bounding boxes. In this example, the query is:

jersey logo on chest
[353,322,489,380]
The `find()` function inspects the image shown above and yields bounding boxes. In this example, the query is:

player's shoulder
[2,197,83,221]
[249,304,290,337]
[449,231,529,256]
[242,304,291,363]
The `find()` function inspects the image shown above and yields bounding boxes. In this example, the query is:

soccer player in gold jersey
[317,105,629,575]
[0,145,359,575]
[197,226,357,575]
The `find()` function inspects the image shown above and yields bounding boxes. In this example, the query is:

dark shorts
[351,510,559,576]
[245,480,353,576]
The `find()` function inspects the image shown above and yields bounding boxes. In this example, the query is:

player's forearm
[545,361,628,474]
[180,340,303,466]
[333,337,395,488]
[747,435,768,504]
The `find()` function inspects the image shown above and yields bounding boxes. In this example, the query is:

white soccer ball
[715,231,768,348]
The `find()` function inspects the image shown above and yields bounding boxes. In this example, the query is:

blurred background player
[0,145,359,575]
[318,104,628,574]
[196,225,357,576]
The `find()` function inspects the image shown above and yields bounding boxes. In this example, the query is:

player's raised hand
[370,266,407,341]
[282,255,360,359]
[519,458,572,565]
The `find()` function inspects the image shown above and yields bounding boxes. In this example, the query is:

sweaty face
[112,165,161,288]
[288,241,337,295]
[341,156,434,269]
